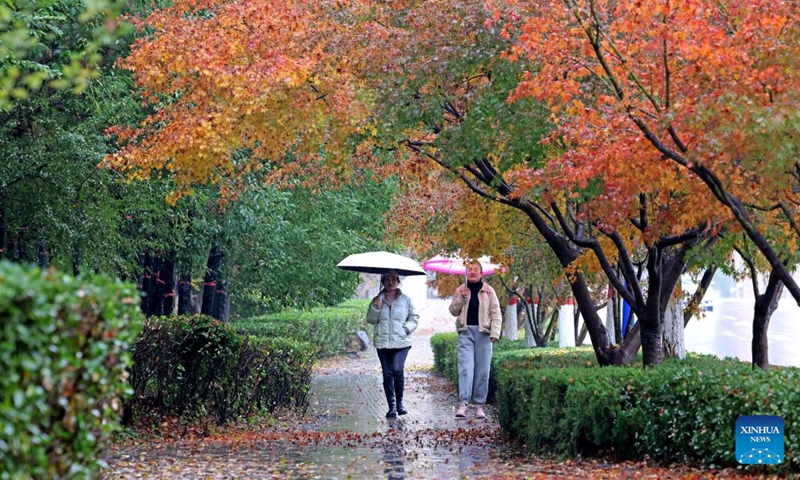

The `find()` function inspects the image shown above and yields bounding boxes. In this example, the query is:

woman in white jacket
[366,270,419,419]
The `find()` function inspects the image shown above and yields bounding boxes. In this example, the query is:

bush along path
[105,331,773,479]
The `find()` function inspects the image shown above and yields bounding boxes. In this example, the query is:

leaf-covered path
[104,300,772,479]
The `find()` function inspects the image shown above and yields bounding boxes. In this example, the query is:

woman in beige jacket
[449,261,502,419]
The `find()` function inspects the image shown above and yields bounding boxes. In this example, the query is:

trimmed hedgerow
[0,262,143,479]
[225,336,316,420]
[433,331,800,473]
[127,315,242,423]
[126,315,317,426]
[431,332,597,403]
[234,300,369,358]
[496,353,800,473]
[430,332,459,383]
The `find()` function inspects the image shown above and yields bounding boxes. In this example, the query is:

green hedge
[430,332,459,382]
[234,299,369,358]
[496,353,800,473]
[0,262,143,479]
[430,332,596,403]
[231,336,316,417]
[127,315,316,425]
[432,332,800,473]
[611,358,800,470]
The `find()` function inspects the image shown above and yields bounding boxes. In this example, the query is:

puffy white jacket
[366,289,419,349]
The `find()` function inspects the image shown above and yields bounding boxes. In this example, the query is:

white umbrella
[337,251,426,277]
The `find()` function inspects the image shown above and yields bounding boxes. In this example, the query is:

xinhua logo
[736,415,784,465]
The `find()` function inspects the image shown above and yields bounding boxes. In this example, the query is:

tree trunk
[482,185,695,366]
[139,252,152,315]
[502,299,518,341]
[8,237,19,262]
[663,298,685,359]
[212,280,228,322]
[177,271,193,315]
[631,240,698,366]
[72,248,83,277]
[147,255,164,316]
[577,320,588,346]
[0,201,5,261]
[15,227,30,263]
[568,272,634,365]
[683,266,717,326]
[136,252,146,312]
[532,288,548,346]
[640,247,664,366]
[522,300,537,347]
[513,199,619,360]
[36,242,48,269]
[574,304,586,346]
[541,306,559,346]
[605,286,616,345]
[752,269,782,370]
[158,251,176,316]
[201,244,222,316]
[558,300,575,347]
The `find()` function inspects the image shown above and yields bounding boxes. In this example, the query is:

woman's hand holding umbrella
[455,285,469,300]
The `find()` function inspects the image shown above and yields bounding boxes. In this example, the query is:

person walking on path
[449,260,502,419]
[366,270,420,419]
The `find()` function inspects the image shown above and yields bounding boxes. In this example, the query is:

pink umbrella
[422,254,503,276]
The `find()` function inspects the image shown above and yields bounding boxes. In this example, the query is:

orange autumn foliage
[491,0,797,237]
[104,0,376,202]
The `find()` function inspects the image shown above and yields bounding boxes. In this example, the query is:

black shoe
[386,408,398,419]
[396,402,408,416]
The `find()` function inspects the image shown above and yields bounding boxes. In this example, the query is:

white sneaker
[475,405,486,419]
[455,404,468,418]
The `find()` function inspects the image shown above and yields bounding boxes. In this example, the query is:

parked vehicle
[681,275,714,312]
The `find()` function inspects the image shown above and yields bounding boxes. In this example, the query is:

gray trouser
[457,325,493,404]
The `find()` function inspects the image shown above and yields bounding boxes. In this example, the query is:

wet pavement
[106,299,531,479]
[104,299,756,479]
[106,300,532,479]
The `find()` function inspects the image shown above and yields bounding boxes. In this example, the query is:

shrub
[0,262,143,479]
[234,300,368,357]
[127,315,242,424]
[494,350,800,473]
[431,332,597,403]
[230,336,316,418]
[127,315,317,425]
[437,332,800,473]
[430,332,458,382]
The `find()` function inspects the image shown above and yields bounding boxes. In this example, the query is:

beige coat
[449,282,502,340]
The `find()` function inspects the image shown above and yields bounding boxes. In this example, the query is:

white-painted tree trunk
[502,301,518,341]
[558,300,576,347]
[605,287,616,345]
[663,298,685,358]
[522,301,537,348]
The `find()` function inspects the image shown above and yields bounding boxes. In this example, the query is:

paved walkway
[106,299,532,478]
[105,299,748,479]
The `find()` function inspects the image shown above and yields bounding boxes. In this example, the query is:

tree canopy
[102,0,798,364]
[493,0,800,299]
[0,0,128,110]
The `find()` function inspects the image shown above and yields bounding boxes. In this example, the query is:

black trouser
[377,347,411,408]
